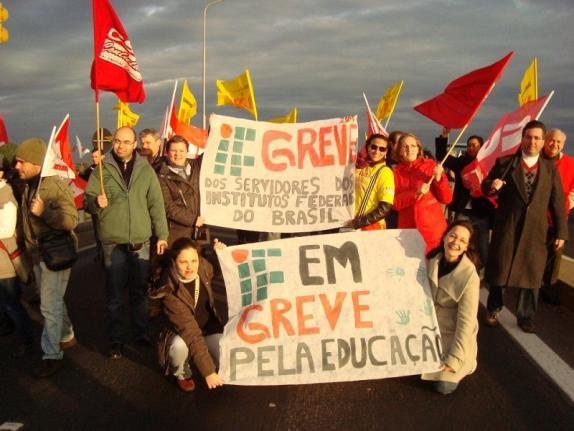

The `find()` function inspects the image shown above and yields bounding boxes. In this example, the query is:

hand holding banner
[200,114,358,233]
[217,230,441,385]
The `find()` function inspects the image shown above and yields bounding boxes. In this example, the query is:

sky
[1,0,574,160]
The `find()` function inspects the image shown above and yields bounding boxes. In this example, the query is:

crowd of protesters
[0,119,572,396]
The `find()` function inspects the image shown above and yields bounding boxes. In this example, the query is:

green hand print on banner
[395,310,410,325]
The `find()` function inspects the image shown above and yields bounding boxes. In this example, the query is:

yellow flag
[269,108,298,124]
[216,69,258,120]
[178,80,197,125]
[518,58,538,107]
[0,2,9,44]
[114,101,140,128]
[375,80,403,121]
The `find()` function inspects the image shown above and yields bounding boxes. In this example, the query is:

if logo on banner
[214,123,257,176]
[232,248,284,306]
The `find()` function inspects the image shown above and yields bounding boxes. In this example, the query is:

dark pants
[541,228,563,304]
[0,277,33,345]
[487,285,539,321]
[102,242,150,343]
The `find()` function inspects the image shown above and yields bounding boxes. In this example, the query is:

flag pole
[95,100,105,195]
[36,126,57,197]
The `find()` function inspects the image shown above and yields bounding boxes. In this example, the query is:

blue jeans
[102,242,150,343]
[36,262,75,360]
[0,276,33,345]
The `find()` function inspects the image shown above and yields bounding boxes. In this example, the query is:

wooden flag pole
[421,124,468,191]
[95,100,105,195]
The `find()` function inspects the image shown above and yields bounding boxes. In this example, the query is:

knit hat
[15,138,47,166]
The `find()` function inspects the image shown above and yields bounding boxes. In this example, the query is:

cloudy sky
[1,0,573,158]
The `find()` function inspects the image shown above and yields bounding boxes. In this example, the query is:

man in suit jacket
[481,120,568,333]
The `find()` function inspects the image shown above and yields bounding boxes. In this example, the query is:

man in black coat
[436,129,494,265]
[481,120,568,333]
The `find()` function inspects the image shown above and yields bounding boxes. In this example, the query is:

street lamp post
[203,0,224,129]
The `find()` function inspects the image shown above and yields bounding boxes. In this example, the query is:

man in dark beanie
[15,137,79,377]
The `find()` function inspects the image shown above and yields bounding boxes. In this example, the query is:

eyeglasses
[113,139,135,146]
[369,144,388,153]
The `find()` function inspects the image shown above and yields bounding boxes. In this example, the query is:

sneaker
[108,342,123,359]
[518,318,535,333]
[176,376,196,392]
[60,337,77,350]
[485,311,499,327]
[34,359,64,378]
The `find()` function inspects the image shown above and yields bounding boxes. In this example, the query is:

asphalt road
[1,230,574,430]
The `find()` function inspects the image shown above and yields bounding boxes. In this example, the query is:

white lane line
[78,244,96,253]
[479,288,574,402]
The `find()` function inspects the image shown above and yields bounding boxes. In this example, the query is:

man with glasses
[85,126,168,358]
[482,120,567,333]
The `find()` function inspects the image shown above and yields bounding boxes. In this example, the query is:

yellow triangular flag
[518,58,538,107]
[114,101,140,128]
[0,2,9,44]
[375,80,404,121]
[269,108,298,124]
[178,80,197,125]
[216,69,258,120]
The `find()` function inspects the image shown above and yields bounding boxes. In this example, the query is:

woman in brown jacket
[422,219,481,395]
[150,237,225,392]
[157,135,206,247]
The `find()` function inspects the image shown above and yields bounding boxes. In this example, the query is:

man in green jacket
[15,138,79,378]
[85,126,168,359]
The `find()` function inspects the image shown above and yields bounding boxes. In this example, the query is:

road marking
[78,244,96,253]
[479,288,574,403]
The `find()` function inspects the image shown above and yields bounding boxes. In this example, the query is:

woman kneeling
[151,237,225,392]
[422,220,481,395]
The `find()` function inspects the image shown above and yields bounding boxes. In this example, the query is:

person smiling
[348,134,395,230]
[150,238,225,392]
[393,133,453,252]
[422,219,481,395]
[157,135,206,247]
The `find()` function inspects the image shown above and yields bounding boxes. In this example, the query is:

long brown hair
[427,219,482,270]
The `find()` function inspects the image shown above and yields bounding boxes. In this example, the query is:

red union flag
[91,0,145,103]
[414,52,514,128]
[461,93,553,197]
[41,114,77,179]
[363,94,388,138]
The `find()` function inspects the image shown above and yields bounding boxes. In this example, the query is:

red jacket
[555,154,574,215]
[393,158,453,252]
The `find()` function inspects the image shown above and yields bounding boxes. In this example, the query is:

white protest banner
[217,229,442,386]
[200,114,357,233]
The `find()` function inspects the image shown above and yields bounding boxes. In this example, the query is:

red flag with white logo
[461,93,553,197]
[363,93,388,138]
[91,0,145,103]
[41,114,77,179]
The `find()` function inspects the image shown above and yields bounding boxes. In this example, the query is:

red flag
[363,94,388,138]
[69,176,87,210]
[41,115,77,179]
[0,113,8,145]
[414,52,514,128]
[91,0,145,103]
[461,93,552,197]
